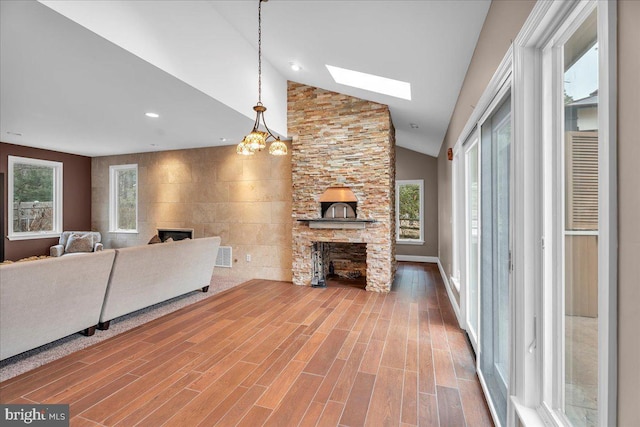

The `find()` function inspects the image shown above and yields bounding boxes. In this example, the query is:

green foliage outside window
[399,183,421,240]
[116,169,137,230]
[12,163,54,232]
[13,164,53,203]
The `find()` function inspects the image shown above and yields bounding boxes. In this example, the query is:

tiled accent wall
[288,81,396,292]
[91,145,292,281]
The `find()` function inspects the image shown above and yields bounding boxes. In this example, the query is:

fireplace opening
[158,228,193,242]
[311,242,366,289]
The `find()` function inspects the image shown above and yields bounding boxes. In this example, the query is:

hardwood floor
[0,262,493,426]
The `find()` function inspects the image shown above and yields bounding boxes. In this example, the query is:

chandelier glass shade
[237,0,287,156]
[269,139,288,156]
[236,138,255,155]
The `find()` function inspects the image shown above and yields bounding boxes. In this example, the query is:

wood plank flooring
[0,262,493,426]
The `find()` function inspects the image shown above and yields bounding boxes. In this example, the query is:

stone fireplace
[288,82,396,292]
[312,242,367,286]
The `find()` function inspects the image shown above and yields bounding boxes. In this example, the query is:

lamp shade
[269,139,288,156]
[236,140,255,155]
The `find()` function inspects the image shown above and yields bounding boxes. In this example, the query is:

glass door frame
[464,132,481,354]
[451,49,514,426]
[477,86,514,427]
[510,0,617,425]
[449,2,616,425]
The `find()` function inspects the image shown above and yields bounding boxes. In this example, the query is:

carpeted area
[0,275,246,382]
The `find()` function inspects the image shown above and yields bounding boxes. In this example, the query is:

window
[479,93,512,427]
[395,180,424,244]
[8,156,63,240]
[509,1,616,425]
[464,136,480,351]
[109,164,138,232]
[557,8,601,426]
[451,153,461,290]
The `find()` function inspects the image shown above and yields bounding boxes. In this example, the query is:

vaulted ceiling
[0,0,490,157]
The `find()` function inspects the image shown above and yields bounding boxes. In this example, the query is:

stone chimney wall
[288,81,396,292]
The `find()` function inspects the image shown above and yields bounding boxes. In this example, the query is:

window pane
[398,183,421,240]
[494,109,511,384]
[563,9,598,426]
[466,142,480,342]
[12,163,55,233]
[480,95,511,427]
[117,168,137,230]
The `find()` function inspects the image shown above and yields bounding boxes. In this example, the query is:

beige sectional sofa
[0,236,222,360]
[0,250,116,360]
[98,236,221,330]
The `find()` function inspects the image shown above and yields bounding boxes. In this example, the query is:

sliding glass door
[561,9,599,425]
[465,137,480,351]
[479,94,511,427]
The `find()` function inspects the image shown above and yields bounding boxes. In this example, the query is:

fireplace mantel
[297,218,376,230]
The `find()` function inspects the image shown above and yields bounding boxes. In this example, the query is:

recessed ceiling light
[6,131,22,136]
[325,65,411,100]
[290,62,301,72]
[410,123,419,129]
[219,137,227,142]
[150,143,158,147]
[145,112,160,118]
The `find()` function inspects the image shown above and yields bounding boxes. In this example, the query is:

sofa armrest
[50,245,64,257]
[94,243,104,252]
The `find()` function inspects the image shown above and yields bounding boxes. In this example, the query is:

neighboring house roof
[567,90,599,107]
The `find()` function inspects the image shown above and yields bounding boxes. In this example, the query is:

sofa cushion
[59,231,101,247]
[65,233,94,253]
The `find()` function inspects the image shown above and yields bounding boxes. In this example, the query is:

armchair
[50,231,103,257]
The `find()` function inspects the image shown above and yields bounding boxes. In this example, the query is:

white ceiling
[0,0,490,158]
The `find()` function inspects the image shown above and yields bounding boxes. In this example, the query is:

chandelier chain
[237,0,287,156]
[258,0,262,104]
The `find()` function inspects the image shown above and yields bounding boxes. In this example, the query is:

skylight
[325,65,412,100]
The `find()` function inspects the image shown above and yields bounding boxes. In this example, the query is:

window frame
[451,152,462,291]
[452,51,513,425]
[511,0,617,425]
[451,129,480,311]
[477,85,514,427]
[395,179,424,245]
[109,164,139,233]
[464,133,481,353]
[7,156,63,241]
[447,1,616,426]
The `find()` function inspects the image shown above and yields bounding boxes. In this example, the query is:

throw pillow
[165,237,174,243]
[65,233,94,253]
[148,234,162,244]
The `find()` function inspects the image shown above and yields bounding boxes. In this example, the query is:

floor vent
[216,246,232,268]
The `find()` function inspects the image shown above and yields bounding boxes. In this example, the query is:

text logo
[1,405,69,426]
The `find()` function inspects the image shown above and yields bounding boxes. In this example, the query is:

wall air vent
[216,246,232,268]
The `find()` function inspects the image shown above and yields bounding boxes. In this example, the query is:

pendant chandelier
[237,0,288,156]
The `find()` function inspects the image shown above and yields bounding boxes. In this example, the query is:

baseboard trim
[396,255,438,263]
[436,258,463,328]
